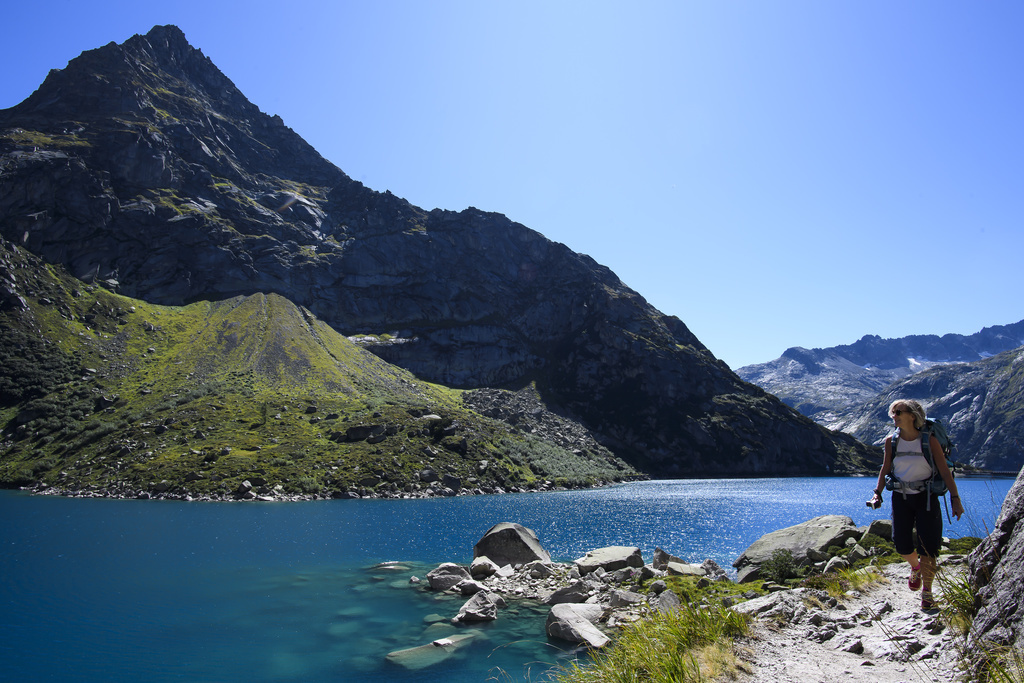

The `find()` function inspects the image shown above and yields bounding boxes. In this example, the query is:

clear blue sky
[2,1,1022,369]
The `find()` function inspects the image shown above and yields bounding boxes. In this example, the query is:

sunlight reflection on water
[0,476,1013,682]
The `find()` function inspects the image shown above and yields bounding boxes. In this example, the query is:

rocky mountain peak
[6,24,345,192]
[20,25,225,115]
[0,26,877,477]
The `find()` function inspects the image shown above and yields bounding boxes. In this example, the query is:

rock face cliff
[0,25,874,476]
[968,466,1024,659]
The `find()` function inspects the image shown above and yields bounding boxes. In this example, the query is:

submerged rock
[385,632,480,670]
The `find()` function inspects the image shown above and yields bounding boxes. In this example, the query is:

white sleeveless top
[892,436,932,487]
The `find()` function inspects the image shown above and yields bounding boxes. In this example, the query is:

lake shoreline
[10,469,1017,502]
[8,476,636,502]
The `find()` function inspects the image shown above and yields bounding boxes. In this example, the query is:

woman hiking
[867,399,964,610]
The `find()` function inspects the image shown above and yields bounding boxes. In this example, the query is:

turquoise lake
[0,477,1014,682]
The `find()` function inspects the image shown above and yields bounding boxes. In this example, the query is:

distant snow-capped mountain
[832,346,1024,471]
[737,320,1024,429]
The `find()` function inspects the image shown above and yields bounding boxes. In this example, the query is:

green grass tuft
[552,603,749,683]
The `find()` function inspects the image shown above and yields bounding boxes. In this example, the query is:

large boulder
[469,555,501,578]
[733,515,861,583]
[731,589,809,619]
[609,589,645,608]
[457,580,487,596]
[968,468,1024,653]
[473,522,551,566]
[864,518,893,541]
[650,589,681,613]
[453,591,506,623]
[546,604,609,648]
[425,563,471,591]
[700,558,730,581]
[574,546,644,575]
[544,581,593,605]
[665,561,707,577]
[652,547,685,570]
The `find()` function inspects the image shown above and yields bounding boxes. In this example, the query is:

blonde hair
[888,399,926,430]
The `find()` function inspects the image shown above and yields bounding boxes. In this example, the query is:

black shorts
[891,491,943,557]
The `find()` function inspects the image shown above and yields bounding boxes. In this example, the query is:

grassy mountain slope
[0,241,637,498]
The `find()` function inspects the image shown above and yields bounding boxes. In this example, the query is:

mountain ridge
[832,346,1024,471]
[737,320,1024,425]
[0,25,876,479]
[738,321,1024,470]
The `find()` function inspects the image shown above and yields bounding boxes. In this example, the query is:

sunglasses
[892,409,909,416]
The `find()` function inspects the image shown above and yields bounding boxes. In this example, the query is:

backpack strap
[920,424,933,511]
[919,423,935,469]
[887,430,909,500]
[919,421,948,513]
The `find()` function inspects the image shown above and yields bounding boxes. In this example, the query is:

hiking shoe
[921,591,937,611]
[908,565,922,591]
